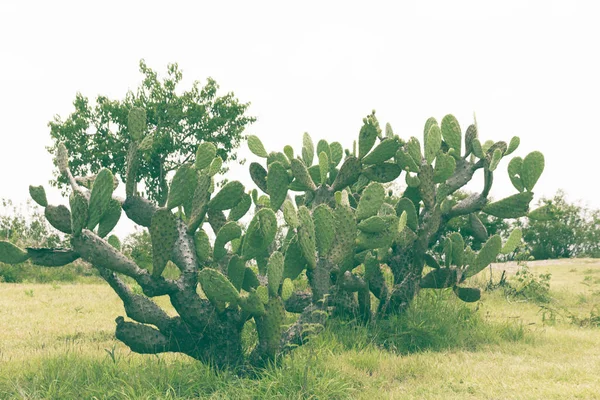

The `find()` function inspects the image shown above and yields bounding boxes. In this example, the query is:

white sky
[1,0,599,237]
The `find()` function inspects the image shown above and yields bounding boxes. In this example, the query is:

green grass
[1,260,600,399]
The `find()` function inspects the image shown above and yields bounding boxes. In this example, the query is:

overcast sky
[1,1,599,237]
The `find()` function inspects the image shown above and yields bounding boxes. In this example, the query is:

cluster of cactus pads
[0,108,545,368]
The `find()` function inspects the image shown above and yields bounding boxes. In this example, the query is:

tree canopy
[48,60,255,205]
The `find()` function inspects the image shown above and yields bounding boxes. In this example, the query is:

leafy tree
[518,190,600,259]
[48,60,255,205]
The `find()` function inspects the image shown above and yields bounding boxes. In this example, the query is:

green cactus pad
[255,296,286,358]
[56,143,69,175]
[464,234,502,278]
[483,192,534,218]
[331,156,361,191]
[282,200,300,228]
[290,159,317,191]
[454,287,481,302]
[385,122,395,138]
[107,235,121,250]
[29,185,48,207]
[250,162,268,193]
[195,142,217,170]
[128,107,146,141]
[362,138,401,165]
[242,208,277,260]
[97,199,121,238]
[307,165,322,186]
[329,205,357,272]
[138,133,154,151]
[444,237,453,267]
[194,229,212,263]
[501,228,522,254]
[228,192,252,221]
[317,140,331,161]
[433,152,457,184]
[227,255,246,291]
[356,182,385,221]
[449,232,465,267]
[240,291,266,316]
[424,125,442,164]
[330,142,344,166]
[87,169,115,230]
[423,117,438,140]
[397,210,407,233]
[507,157,524,192]
[395,198,418,231]
[214,222,243,260]
[357,215,388,233]
[318,152,329,185]
[424,253,440,269]
[521,151,544,191]
[469,213,488,242]
[481,140,495,154]
[313,204,336,256]
[167,165,198,210]
[266,161,289,211]
[358,116,379,159]
[505,136,520,156]
[198,268,241,305]
[302,132,315,166]
[281,278,294,301]
[487,148,503,172]
[248,135,268,158]
[406,137,423,165]
[208,181,245,211]
[441,115,462,156]
[363,163,402,183]
[0,241,29,264]
[418,164,435,208]
[255,285,269,304]
[45,205,72,234]
[267,152,290,169]
[267,251,284,296]
[420,268,460,289]
[283,235,307,280]
[357,230,395,251]
[395,149,419,173]
[464,124,477,157]
[471,138,484,159]
[528,204,555,221]
[69,191,89,236]
[297,206,317,270]
[242,267,260,291]
[207,157,223,177]
[150,209,178,277]
[283,145,294,161]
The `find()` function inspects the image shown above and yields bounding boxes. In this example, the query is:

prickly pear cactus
[2,106,543,369]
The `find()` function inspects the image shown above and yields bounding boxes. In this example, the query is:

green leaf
[318,152,329,185]
[97,198,121,238]
[214,221,243,260]
[194,229,212,262]
[313,204,336,255]
[507,157,524,192]
[290,158,317,191]
[250,162,268,193]
[227,255,246,291]
[362,138,401,165]
[358,115,379,159]
[228,192,252,221]
[501,228,522,254]
[464,235,502,278]
[208,157,223,177]
[505,136,520,156]
[424,125,442,164]
[69,191,88,236]
[331,156,361,191]
[297,206,317,269]
[267,251,284,296]
[330,142,344,166]
[363,163,402,183]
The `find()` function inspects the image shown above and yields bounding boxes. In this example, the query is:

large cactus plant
[0,108,545,367]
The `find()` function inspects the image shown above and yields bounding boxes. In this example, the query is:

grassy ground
[1,260,600,399]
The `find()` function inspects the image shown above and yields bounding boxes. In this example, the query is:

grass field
[1,260,600,399]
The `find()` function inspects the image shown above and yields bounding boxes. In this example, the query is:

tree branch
[71,229,178,296]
